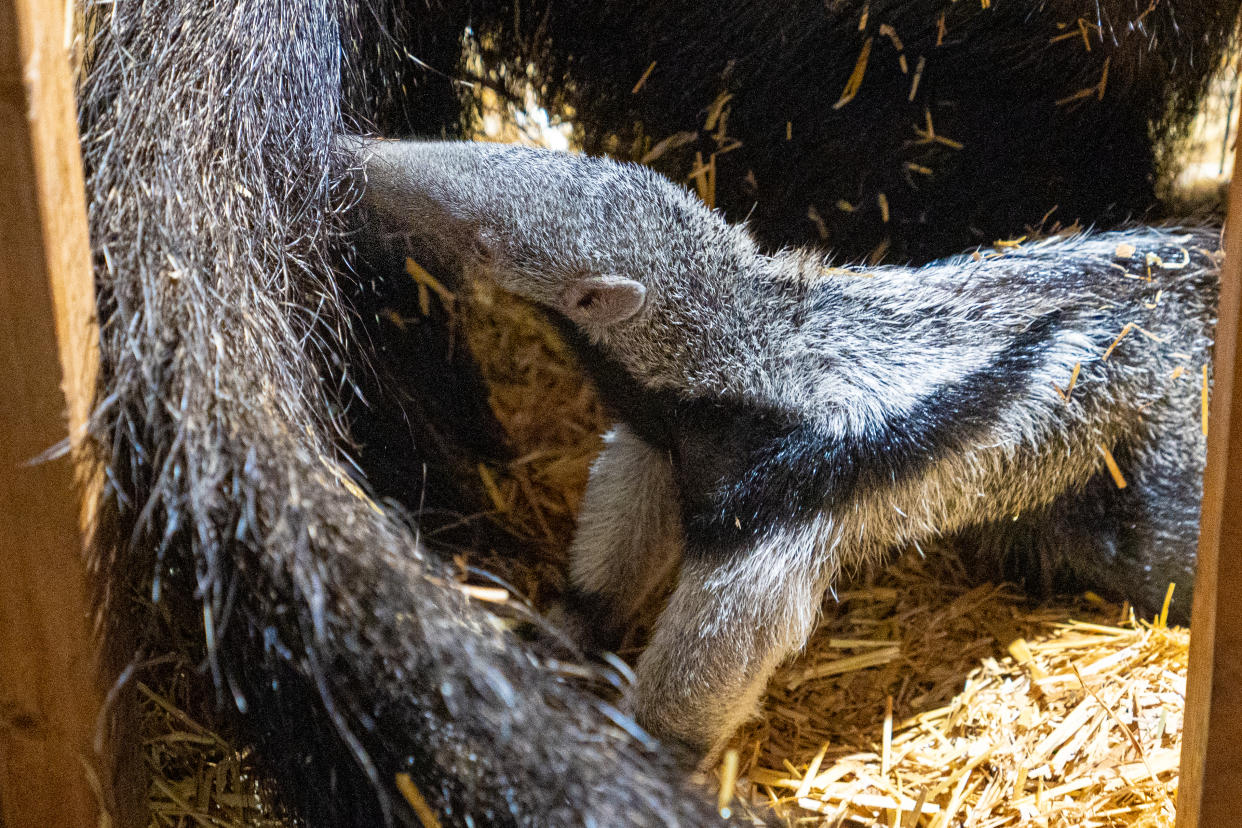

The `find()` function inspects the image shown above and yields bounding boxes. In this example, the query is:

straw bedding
[141,267,1195,827]
[126,15,1237,827]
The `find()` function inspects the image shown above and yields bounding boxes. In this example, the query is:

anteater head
[343,137,764,388]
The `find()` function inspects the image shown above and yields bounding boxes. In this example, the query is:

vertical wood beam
[1177,114,1242,826]
[0,0,110,825]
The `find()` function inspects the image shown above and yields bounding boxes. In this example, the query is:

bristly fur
[78,2,740,825]
[484,0,1241,261]
[79,0,1231,820]
[354,138,1216,760]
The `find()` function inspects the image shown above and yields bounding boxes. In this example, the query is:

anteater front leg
[556,423,685,652]
[633,522,828,762]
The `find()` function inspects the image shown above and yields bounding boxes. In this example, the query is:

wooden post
[1176,118,1242,824]
[0,0,113,826]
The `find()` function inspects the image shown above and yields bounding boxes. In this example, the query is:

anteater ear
[562,275,647,327]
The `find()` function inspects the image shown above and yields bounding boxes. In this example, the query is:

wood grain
[1176,113,1242,827]
[0,0,111,825]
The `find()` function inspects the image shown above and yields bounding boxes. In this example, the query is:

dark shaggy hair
[491,0,1241,262]
[77,0,1237,824]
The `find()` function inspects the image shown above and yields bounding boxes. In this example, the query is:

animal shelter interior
[4,1,1242,827]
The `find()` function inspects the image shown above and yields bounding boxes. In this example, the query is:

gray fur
[351,137,1216,760]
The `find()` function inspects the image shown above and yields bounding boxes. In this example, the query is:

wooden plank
[0,0,112,826]
[1176,114,1242,825]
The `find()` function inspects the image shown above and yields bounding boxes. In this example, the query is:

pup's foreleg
[556,424,684,652]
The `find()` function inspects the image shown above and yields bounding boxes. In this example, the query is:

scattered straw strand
[395,773,444,828]
[1097,444,1128,489]
[834,38,873,109]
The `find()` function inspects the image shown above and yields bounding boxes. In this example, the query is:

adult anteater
[496,0,1240,260]
[78,0,1235,825]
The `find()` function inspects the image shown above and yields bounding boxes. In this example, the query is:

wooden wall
[0,0,116,824]
[1176,117,1242,828]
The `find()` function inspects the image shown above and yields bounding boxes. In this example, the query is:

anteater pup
[349,138,1216,761]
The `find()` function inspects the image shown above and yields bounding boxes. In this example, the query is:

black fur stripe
[559,311,1061,560]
